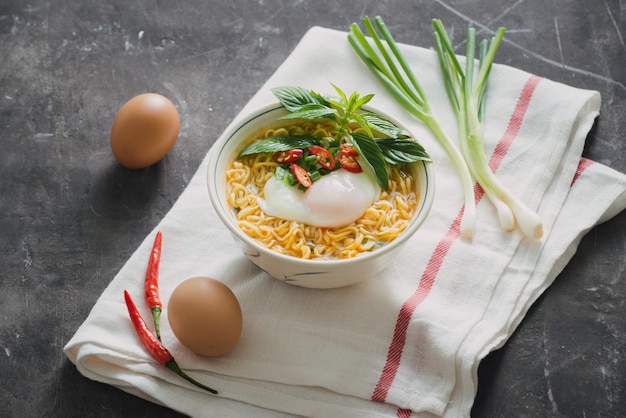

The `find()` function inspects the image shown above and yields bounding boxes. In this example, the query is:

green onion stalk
[349,16,543,239]
[431,19,543,239]
[348,16,477,238]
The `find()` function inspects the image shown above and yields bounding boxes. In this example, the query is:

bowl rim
[207,102,435,267]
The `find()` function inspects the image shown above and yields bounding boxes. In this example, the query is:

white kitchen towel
[64,27,626,417]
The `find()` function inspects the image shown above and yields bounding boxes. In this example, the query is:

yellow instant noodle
[225,122,419,260]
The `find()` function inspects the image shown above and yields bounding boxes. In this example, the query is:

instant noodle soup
[225,119,420,260]
[208,87,433,288]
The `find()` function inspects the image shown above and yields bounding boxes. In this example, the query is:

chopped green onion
[274,165,288,181]
[303,154,319,170]
[309,170,322,182]
[279,168,297,186]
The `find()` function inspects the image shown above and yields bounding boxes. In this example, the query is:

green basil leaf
[350,112,374,137]
[351,132,389,190]
[331,83,349,104]
[355,93,375,110]
[347,90,360,112]
[237,135,319,157]
[277,103,337,121]
[362,113,409,138]
[271,86,326,112]
[310,90,329,105]
[376,138,432,164]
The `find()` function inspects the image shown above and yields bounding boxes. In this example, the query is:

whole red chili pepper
[123,290,218,395]
[145,230,163,341]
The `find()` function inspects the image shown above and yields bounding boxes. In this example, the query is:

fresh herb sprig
[237,85,431,191]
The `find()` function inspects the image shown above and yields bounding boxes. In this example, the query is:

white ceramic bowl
[207,103,435,289]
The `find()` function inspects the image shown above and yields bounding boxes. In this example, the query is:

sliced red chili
[273,148,303,163]
[290,163,313,188]
[308,145,336,170]
[337,145,362,173]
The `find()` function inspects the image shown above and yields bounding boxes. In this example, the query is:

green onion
[309,170,322,182]
[303,154,319,170]
[277,167,296,186]
[348,16,476,238]
[349,16,543,239]
[431,19,543,239]
[274,165,288,181]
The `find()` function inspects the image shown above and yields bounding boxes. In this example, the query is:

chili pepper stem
[165,360,218,395]
[152,306,162,341]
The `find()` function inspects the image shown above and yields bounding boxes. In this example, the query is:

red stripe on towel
[397,408,412,418]
[372,75,543,407]
[489,75,542,173]
[571,158,594,185]
[372,215,462,402]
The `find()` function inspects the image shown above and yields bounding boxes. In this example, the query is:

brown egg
[167,277,243,357]
[110,93,180,169]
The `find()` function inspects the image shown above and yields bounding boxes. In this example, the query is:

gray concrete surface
[1,1,625,417]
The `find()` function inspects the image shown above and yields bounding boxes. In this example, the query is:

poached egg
[259,169,379,228]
